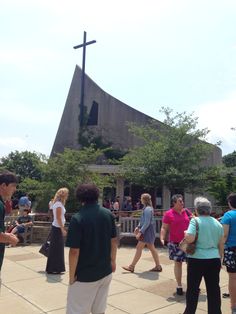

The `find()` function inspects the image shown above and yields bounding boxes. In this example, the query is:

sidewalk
[0,245,230,314]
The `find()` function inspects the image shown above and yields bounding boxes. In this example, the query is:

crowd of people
[102,195,143,212]
[0,170,236,313]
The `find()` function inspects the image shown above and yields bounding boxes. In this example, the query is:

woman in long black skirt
[46,187,69,274]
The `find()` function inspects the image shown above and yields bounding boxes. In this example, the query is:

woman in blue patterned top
[122,193,162,273]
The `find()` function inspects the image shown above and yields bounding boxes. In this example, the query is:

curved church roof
[51,65,163,155]
[51,65,222,167]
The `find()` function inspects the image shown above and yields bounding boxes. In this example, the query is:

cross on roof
[73,31,96,127]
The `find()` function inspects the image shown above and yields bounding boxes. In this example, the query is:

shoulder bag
[179,217,199,255]
[39,232,51,257]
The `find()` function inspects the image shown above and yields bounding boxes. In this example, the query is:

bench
[117,216,162,246]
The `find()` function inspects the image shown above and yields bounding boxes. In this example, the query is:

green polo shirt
[66,204,117,282]
[0,196,6,271]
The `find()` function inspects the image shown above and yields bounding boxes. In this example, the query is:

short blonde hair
[53,187,69,205]
[141,193,152,207]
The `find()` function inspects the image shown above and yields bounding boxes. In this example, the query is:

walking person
[122,193,162,273]
[221,192,236,314]
[183,197,224,314]
[66,183,117,314]
[0,171,19,292]
[160,194,192,295]
[46,187,69,274]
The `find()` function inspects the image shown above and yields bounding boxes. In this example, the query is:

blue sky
[0,0,236,158]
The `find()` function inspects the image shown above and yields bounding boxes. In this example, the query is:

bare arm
[0,232,19,246]
[111,237,117,272]
[218,235,224,260]
[223,224,229,244]
[56,207,67,237]
[184,233,195,243]
[160,223,169,245]
[21,219,33,227]
[24,221,33,227]
[68,248,80,285]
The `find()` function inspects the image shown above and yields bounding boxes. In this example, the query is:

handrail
[118,216,162,238]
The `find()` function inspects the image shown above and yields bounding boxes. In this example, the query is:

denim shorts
[168,241,187,262]
[16,225,25,233]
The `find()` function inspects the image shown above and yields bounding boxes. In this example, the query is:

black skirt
[46,225,65,273]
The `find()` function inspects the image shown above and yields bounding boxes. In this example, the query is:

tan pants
[66,273,112,314]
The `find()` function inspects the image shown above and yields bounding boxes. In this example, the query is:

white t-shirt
[52,201,66,228]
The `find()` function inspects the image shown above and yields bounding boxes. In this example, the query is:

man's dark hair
[171,194,183,206]
[0,171,18,186]
[227,192,236,209]
[75,183,99,203]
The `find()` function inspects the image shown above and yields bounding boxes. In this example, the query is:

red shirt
[162,208,191,243]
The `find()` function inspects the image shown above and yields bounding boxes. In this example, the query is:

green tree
[0,148,114,212]
[206,165,236,205]
[0,150,46,181]
[42,147,114,212]
[121,107,213,193]
[0,151,47,204]
[206,150,236,205]
[223,151,236,167]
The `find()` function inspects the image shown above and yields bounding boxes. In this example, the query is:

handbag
[179,217,199,255]
[39,232,51,257]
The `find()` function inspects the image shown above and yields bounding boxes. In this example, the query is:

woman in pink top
[160,194,191,296]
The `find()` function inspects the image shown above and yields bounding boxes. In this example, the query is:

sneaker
[176,287,183,295]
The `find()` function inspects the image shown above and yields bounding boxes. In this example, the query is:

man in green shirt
[0,171,19,292]
[66,183,117,314]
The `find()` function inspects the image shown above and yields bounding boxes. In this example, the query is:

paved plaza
[0,244,231,314]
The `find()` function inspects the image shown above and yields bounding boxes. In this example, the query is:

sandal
[149,265,162,272]
[122,265,135,273]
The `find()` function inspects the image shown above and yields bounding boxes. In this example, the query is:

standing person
[0,171,19,291]
[122,193,162,273]
[160,194,191,295]
[113,196,120,211]
[66,183,117,314]
[48,197,54,222]
[183,197,224,314]
[46,187,69,274]
[221,192,236,314]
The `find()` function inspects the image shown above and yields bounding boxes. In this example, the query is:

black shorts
[223,247,236,273]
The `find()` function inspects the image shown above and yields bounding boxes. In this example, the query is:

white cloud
[0,137,28,158]
[196,92,236,155]
[0,101,60,126]
[0,137,26,148]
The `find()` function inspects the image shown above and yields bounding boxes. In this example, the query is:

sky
[0,0,236,158]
